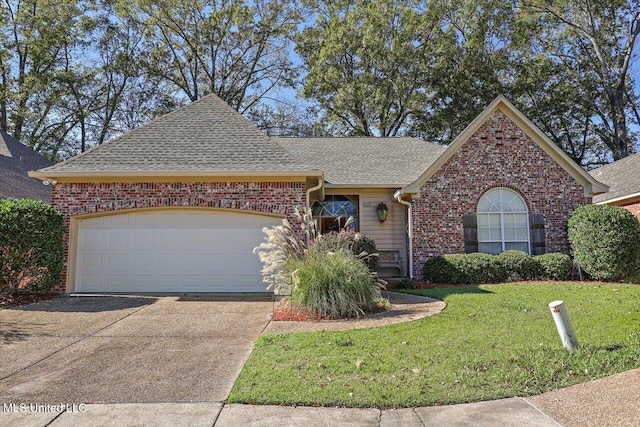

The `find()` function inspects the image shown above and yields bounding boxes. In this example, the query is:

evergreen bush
[534,253,573,281]
[0,199,63,296]
[496,250,539,281]
[423,251,576,284]
[568,205,640,280]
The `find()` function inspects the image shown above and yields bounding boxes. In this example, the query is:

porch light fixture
[376,202,388,223]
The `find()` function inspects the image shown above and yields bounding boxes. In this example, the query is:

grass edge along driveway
[229,282,640,408]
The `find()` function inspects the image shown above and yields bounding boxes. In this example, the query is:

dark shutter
[463,213,478,253]
[529,213,546,255]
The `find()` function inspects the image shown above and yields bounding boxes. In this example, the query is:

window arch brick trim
[475,187,531,255]
[475,184,532,212]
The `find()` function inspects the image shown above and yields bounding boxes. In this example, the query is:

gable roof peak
[32,93,319,177]
[398,95,608,198]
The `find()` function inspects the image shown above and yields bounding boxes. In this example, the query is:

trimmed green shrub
[423,253,502,284]
[568,205,640,280]
[458,253,503,284]
[423,251,575,284]
[288,249,381,318]
[313,231,379,272]
[0,199,64,296]
[395,278,416,289]
[534,253,573,281]
[423,255,463,284]
[496,250,539,281]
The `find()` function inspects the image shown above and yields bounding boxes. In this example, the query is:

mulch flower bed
[0,293,57,308]
[273,299,389,322]
[413,281,478,289]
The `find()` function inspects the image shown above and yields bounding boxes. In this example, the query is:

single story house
[30,94,608,294]
[589,153,640,220]
[1,130,53,202]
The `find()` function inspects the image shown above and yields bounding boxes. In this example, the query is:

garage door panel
[75,210,280,293]
[130,231,154,249]
[80,253,103,269]
[107,253,128,267]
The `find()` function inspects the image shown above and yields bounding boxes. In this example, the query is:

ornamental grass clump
[254,209,384,317]
[289,248,381,318]
[253,208,315,295]
[313,230,379,272]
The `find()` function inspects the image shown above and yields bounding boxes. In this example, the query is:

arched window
[312,195,358,233]
[477,188,530,254]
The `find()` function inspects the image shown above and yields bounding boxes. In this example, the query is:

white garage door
[74,210,281,293]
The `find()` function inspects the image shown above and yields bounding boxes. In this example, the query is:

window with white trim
[477,188,530,255]
[312,195,358,233]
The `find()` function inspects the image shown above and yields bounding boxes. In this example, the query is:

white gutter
[324,183,409,189]
[593,191,640,205]
[28,170,324,179]
[394,190,413,279]
[306,180,324,210]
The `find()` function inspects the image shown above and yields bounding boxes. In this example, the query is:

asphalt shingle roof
[38,94,315,174]
[276,137,446,186]
[589,153,640,203]
[0,131,53,202]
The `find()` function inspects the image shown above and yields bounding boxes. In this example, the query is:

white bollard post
[548,300,579,350]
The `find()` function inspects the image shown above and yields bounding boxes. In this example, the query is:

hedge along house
[31,94,608,293]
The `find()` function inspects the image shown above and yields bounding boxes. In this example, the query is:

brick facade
[410,110,592,278]
[620,201,640,221]
[52,181,306,292]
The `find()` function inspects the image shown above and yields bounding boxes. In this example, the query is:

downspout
[306,179,323,210]
[394,191,413,279]
[304,179,324,245]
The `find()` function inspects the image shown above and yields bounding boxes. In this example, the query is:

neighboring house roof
[589,152,640,204]
[398,95,609,198]
[0,131,53,202]
[276,137,446,187]
[31,94,321,179]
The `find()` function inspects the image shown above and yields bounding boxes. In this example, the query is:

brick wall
[620,201,640,221]
[52,181,306,292]
[410,110,591,278]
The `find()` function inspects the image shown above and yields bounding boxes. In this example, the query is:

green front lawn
[229,282,640,408]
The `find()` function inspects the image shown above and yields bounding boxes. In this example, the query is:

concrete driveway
[0,295,272,405]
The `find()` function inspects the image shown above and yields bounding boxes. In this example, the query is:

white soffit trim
[594,192,640,205]
[324,183,405,189]
[28,170,324,179]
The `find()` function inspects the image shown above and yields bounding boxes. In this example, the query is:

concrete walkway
[4,368,639,426]
[1,294,638,426]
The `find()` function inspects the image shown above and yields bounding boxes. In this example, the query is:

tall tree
[0,0,88,151]
[410,0,515,144]
[523,0,640,160]
[296,0,447,137]
[123,0,300,114]
[246,100,324,137]
[505,11,610,168]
